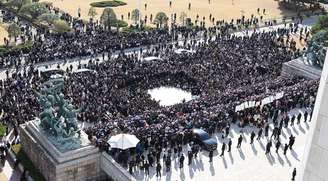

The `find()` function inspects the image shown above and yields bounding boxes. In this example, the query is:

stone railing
[101,152,136,181]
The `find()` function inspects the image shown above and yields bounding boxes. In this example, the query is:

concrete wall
[19,122,107,181]
[101,152,136,181]
[300,53,328,181]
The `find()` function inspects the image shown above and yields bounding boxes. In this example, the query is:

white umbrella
[107,134,140,150]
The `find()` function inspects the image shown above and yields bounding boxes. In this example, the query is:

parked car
[192,128,217,151]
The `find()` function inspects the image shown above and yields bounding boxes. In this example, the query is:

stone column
[299,53,328,181]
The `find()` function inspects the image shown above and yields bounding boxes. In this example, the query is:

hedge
[12,144,46,181]
[122,25,154,33]
[0,41,33,56]
[90,0,126,8]
[116,19,128,27]
[0,123,6,137]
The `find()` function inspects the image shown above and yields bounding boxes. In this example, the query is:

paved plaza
[132,108,311,181]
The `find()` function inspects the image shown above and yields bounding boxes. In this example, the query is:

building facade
[300,53,328,181]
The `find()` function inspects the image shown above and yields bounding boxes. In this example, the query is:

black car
[192,129,218,151]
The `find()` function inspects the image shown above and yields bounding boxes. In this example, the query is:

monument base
[19,120,108,181]
[281,57,322,79]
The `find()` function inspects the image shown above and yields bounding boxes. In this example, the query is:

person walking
[156,162,162,177]
[129,160,133,175]
[292,168,296,180]
[304,111,308,122]
[271,127,278,140]
[283,143,288,155]
[165,157,171,172]
[250,131,256,144]
[275,140,281,153]
[265,141,272,154]
[257,128,263,140]
[291,115,295,126]
[179,154,185,168]
[188,151,193,165]
[237,135,243,148]
[209,150,213,162]
[225,125,230,137]
[148,153,154,167]
[289,135,295,150]
[220,143,226,156]
[264,125,269,137]
[297,113,302,124]
[228,138,232,152]
[144,161,150,176]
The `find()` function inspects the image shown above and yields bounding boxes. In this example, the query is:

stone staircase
[281,57,322,80]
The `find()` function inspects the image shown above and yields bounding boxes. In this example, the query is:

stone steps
[281,58,322,80]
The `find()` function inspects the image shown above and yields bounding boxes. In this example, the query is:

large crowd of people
[0,6,320,179]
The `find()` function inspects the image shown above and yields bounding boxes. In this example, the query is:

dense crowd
[0,19,318,147]
[0,5,309,69]
[0,7,320,178]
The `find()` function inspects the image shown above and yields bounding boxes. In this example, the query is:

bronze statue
[34,79,83,151]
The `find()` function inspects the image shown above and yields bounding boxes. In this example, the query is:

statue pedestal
[281,57,322,79]
[19,120,107,181]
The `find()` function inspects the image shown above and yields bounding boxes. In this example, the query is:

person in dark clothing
[188,151,193,165]
[194,145,199,158]
[297,113,302,124]
[237,135,243,148]
[265,141,272,154]
[220,143,226,156]
[271,127,278,140]
[178,145,182,156]
[264,125,269,137]
[275,140,281,153]
[156,162,162,177]
[284,116,290,128]
[292,168,296,180]
[129,160,133,174]
[165,157,171,172]
[148,154,154,167]
[283,143,288,155]
[257,128,263,140]
[289,135,295,150]
[309,110,313,122]
[291,115,295,126]
[179,154,185,168]
[209,150,213,162]
[304,111,308,122]
[228,138,232,152]
[144,161,150,175]
[250,131,256,144]
[225,126,230,137]
[156,151,161,163]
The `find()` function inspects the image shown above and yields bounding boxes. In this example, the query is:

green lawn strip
[90,0,127,8]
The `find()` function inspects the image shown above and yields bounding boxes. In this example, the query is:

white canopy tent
[107,134,140,150]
